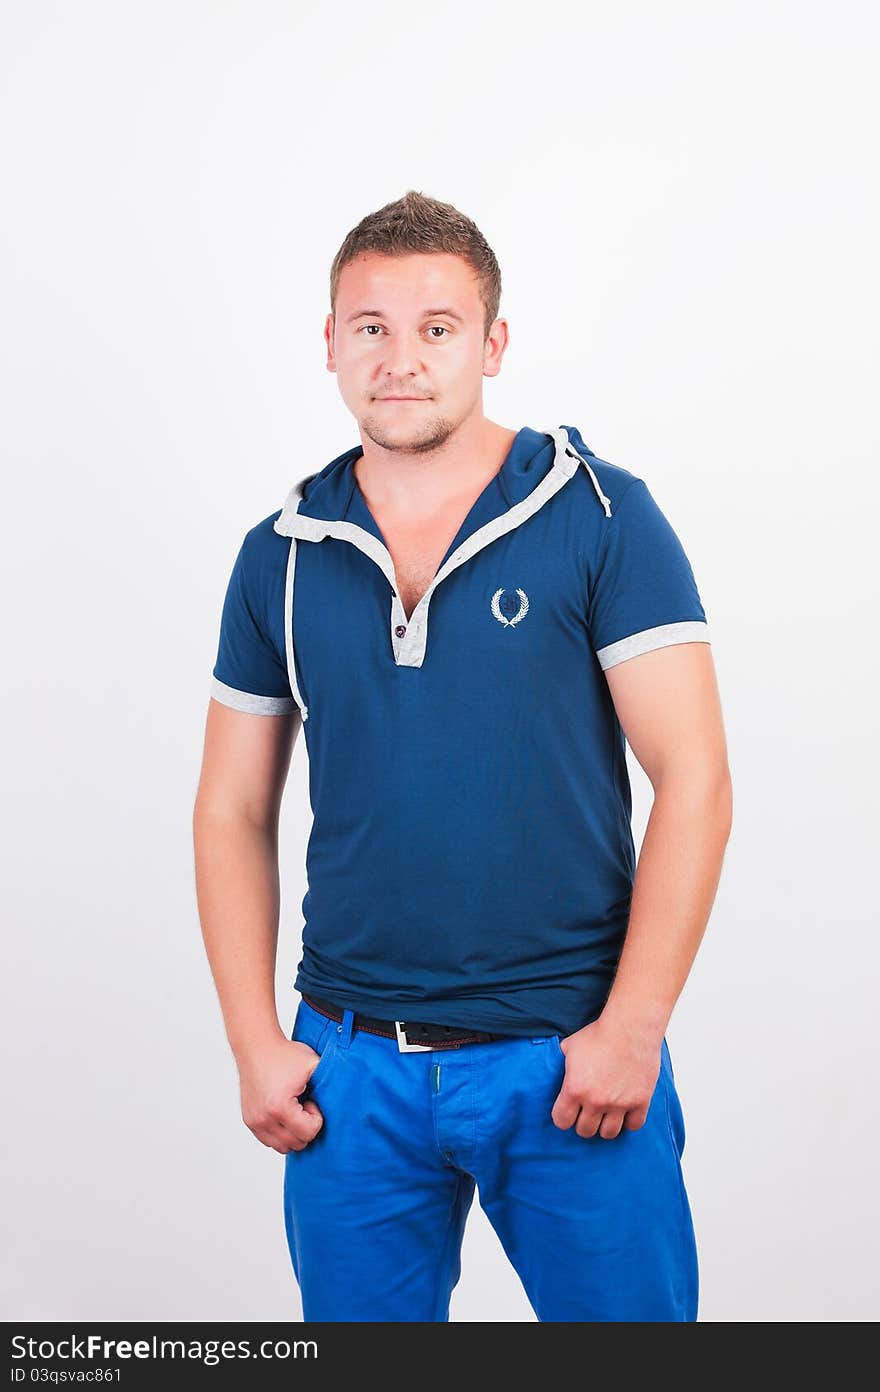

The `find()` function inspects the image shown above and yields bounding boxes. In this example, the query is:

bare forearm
[600,774,733,1044]
[193,810,287,1063]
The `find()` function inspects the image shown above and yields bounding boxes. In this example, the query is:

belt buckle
[394,1020,435,1052]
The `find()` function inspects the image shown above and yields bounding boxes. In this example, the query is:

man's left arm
[551,640,733,1138]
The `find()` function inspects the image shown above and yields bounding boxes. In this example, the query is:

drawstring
[282,514,309,723]
[563,439,612,517]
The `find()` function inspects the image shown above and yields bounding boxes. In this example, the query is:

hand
[237,1037,327,1154]
[550,1015,662,1139]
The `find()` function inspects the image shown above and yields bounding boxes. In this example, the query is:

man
[193,190,733,1323]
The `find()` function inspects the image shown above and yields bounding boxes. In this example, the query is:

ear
[324,312,336,371]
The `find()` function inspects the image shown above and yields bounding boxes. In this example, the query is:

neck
[354,417,518,517]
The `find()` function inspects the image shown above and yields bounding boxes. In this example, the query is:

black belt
[302,993,509,1051]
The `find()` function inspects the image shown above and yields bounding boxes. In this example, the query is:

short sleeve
[587,477,710,671]
[210,529,299,715]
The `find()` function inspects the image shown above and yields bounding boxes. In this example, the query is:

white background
[2,0,877,1322]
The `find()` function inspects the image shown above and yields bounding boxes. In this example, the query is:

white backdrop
[2,0,877,1322]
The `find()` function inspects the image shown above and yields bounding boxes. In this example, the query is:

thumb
[300,1098,324,1130]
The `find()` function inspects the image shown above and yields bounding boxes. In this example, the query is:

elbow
[717,767,734,841]
[699,764,733,837]
[704,763,734,845]
[654,762,734,837]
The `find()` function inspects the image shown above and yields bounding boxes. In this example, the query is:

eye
[356,324,450,338]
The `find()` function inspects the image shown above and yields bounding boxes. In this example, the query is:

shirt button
[394,624,406,637]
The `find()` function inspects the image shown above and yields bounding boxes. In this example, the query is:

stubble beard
[360,406,457,456]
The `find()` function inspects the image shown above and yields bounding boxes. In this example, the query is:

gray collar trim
[273,425,611,542]
[273,426,613,699]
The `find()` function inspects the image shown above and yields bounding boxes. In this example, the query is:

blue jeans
[283,996,699,1321]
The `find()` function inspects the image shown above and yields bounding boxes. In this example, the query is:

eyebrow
[345,307,465,324]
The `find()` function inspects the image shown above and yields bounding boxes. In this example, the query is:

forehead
[335,251,481,317]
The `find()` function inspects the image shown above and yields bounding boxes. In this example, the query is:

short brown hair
[329,190,502,341]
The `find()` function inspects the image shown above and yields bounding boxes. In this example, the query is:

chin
[361,411,454,453]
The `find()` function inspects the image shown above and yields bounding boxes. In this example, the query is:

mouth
[375,396,430,402]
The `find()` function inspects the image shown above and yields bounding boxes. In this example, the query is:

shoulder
[572,453,644,512]
[237,508,291,572]
[555,425,643,517]
[564,446,646,554]
[226,509,293,615]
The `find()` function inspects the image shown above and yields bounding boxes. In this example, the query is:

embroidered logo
[490,587,530,627]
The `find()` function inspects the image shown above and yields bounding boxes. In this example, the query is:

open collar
[272,425,613,699]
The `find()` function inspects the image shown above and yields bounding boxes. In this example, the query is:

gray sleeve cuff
[595,620,711,671]
[210,675,300,715]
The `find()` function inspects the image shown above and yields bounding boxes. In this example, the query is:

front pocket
[306,1027,339,1089]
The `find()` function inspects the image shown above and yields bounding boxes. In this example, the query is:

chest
[287,533,607,768]
[377,508,472,622]
[288,501,592,711]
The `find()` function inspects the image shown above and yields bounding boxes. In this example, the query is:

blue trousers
[283,996,699,1321]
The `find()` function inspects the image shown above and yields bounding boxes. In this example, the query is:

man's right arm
[192,698,325,1153]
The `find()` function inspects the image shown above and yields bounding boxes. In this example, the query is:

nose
[380,335,426,382]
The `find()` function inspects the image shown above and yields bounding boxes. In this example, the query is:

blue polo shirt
[210,425,710,1037]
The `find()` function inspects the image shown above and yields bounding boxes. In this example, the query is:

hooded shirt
[210,424,710,1037]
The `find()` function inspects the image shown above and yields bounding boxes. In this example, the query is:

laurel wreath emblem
[490,587,530,627]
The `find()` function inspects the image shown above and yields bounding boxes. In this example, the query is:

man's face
[325,251,504,453]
